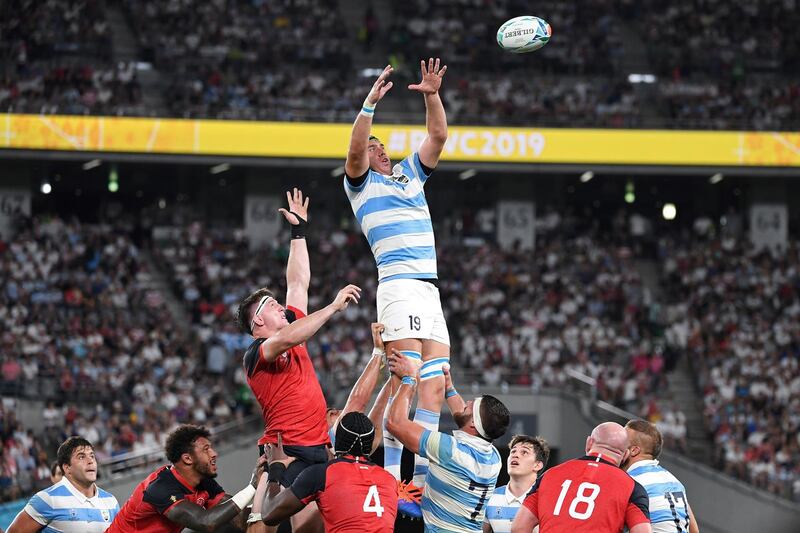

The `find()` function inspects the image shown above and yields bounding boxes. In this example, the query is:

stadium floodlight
[459,169,477,181]
[580,171,594,183]
[662,203,677,220]
[210,163,230,174]
[709,173,724,184]
[41,181,52,194]
[627,73,657,84]
[624,180,635,203]
[158,198,166,209]
[83,159,102,170]
[108,165,119,192]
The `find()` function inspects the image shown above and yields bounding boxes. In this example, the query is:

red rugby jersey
[522,453,650,532]
[290,456,398,533]
[107,465,226,533]
[243,306,329,446]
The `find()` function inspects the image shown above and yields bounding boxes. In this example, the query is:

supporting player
[9,437,119,533]
[386,349,511,532]
[259,415,398,532]
[343,58,450,517]
[623,420,700,533]
[484,435,550,533]
[236,188,361,531]
[511,422,652,533]
[108,425,263,532]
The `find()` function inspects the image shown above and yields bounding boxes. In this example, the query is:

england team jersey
[20,477,119,532]
[344,153,437,283]
[418,429,502,533]
[627,459,691,533]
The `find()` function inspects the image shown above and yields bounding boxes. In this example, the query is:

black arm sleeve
[289,463,327,504]
[243,338,267,377]
[142,473,189,514]
[345,170,369,188]
[418,158,434,177]
[630,480,651,519]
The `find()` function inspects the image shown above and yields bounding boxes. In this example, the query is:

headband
[249,295,275,333]
[473,396,489,440]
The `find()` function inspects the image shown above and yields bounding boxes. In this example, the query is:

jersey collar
[583,452,618,466]
[502,482,535,504]
[626,458,660,472]
[169,465,198,492]
[61,476,98,502]
[453,430,494,453]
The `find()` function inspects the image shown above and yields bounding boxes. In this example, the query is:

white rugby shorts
[376,278,450,346]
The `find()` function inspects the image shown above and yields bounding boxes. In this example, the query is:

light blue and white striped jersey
[419,429,502,533]
[19,477,119,532]
[484,483,534,533]
[344,153,437,283]
[627,459,691,533]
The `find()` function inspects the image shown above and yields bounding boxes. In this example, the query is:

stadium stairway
[615,21,662,127]
[636,259,714,465]
[139,249,193,337]
[106,4,166,112]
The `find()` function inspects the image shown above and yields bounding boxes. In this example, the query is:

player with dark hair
[9,437,119,533]
[343,57,450,516]
[259,413,398,532]
[512,422,652,533]
[108,424,265,533]
[49,462,63,484]
[386,350,510,532]
[484,434,550,533]
[624,419,700,533]
[236,189,360,531]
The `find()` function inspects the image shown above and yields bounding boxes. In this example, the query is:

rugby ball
[496,16,551,53]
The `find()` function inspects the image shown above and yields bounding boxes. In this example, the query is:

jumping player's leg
[382,338,423,480]
[413,339,450,488]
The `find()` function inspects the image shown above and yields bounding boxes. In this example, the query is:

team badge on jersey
[102,509,111,522]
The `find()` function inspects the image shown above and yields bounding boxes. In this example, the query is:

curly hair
[165,425,212,464]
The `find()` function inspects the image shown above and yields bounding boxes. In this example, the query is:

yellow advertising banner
[2,113,799,167]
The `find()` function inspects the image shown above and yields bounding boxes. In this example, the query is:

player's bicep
[345,151,370,181]
[418,137,443,172]
[285,285,308,316]
[7,508,47,533]
[263,488,307,525]
[163,500,210,527]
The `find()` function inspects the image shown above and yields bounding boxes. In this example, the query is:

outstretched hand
[265,433,294,468]
[278,188,309,225]
[331,284,362,312]
[365,65,394,105]
[408,57,447,94]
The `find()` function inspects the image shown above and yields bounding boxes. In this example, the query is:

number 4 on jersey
[363,485,385,517]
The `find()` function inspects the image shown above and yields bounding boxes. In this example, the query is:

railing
[98,415,261,480]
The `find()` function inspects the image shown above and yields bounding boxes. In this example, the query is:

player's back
[523,454,649,533]
[317,457,398,532]
[627,459,690,533]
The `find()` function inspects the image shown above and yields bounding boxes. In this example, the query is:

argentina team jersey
[627,459,691,533]
[418,429,502,533]
[344,152,437,282]
[22,477,119,532]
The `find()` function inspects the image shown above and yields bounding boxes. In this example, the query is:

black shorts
[257,443,329,487]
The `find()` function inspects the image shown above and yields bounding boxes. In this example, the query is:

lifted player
[343,58,450,517]
[236,188,360,531]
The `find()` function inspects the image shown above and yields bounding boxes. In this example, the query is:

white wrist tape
[232,485,256,510]
[361,99,376,117]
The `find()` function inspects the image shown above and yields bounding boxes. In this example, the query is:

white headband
[473,396,489,440]
[249,295,275,333]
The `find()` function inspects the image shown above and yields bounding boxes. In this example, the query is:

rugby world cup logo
[102,509,111,522]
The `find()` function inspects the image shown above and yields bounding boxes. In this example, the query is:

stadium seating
[659,237,800,499]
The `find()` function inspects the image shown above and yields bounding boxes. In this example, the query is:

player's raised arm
[333,323,387,430]
[261,434,307,527]
[385,348,426,454]
[164,457,266,532]
[258,284,361,362]
[409,57,448,169]
[345,65,394,178]
[280,188,310,315]
[442,362,466,415]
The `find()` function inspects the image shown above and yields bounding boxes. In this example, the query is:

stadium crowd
[0,217,248,500]
[0,0,143,116]
[1,0,796,129]
[660,236,800,500]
